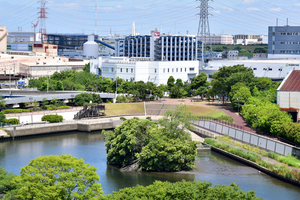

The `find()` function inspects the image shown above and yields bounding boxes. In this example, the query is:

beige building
[32,43,58,57]
[199,34,233,45]
[0,26,7,53]
[233,34,261,44]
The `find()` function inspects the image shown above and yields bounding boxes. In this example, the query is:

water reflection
[0,131,299,200]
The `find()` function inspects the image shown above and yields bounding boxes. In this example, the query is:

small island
[103,104,198,172]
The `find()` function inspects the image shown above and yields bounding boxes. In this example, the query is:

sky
[1,0,300,36]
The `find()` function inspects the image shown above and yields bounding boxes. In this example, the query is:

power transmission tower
[197,0,212,68]
[38,0,47,42]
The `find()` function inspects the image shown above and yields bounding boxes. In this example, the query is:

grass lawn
[105,103,144,116]
[186,105,227,117]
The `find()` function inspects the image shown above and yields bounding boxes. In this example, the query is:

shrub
[215,115,234,123]
[0,112,5,123]
[267,152,279,160]
[41,114,63,123]
[5,118,20,125]
[3,109,30,114]
[120,117,127,121]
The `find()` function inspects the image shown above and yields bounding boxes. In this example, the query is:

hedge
[4,118,20,125]
[41,114,63,123]
[46,105,70,110]
[3,109,30,114]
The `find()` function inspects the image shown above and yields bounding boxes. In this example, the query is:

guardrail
[192,119,300,159]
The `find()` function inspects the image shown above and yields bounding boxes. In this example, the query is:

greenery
[205,138,300,182]
[0,112,5,123]
[101,180,261,200]
[41,114,63,123]
[116,95,133,103]
[74,93,103,106]
[3,109,30,114]
[10,155,102,199]
[103,105,197,171]
[0,167,17,196]
[216,135,300,169]
[4,118,20,125]
[105,103,144,116]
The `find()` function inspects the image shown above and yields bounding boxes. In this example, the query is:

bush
[41,114,63,123]
[5,118,20,125]
[215,115,234,123]
[0,112,5,123]
[3,109,30,114]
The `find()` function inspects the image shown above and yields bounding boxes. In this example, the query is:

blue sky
[1,0,300,36]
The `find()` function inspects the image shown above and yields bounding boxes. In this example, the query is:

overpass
[0,90,115,105]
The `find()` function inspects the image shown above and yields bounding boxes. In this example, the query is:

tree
[101,180,261,199]
[191,72,208,90]
[33,99,38,111]
[83,62,90,73]
[0,112,5,123]
[0,167,17,196]
[175,78,183,87]
[12,155,102,199]
[92,93,103,104]
[103,117,156,167]
[74,93,93,106]
[231,86,252,111]
[0,97,6,111]
[234,46,242,51]
[167,76,175,91]
[40,98,49,110]
[56,81,64,91]
[159,104,196,141]
[196,86,207,100]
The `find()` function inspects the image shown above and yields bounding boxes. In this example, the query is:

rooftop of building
[278,70,300,91]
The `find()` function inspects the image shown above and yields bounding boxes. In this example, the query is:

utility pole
[197,0,213,68]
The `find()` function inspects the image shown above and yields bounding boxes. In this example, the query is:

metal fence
[192,119,300,158]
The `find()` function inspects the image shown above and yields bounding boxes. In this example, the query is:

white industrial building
[91,57,199,85]
[277,70,300,122]
[115,30,199,61]
[200,59,300,81]
[199,34,233,45]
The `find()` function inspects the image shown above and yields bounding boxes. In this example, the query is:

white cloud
[247,8,260,11]
[116,5,122,8]
[269,7,282,12]
[212,10,220,14]
[243,0,255,3]
[223,7,233,12]
[294,3,300,6]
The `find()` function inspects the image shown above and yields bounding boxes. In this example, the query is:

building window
[155,69,157,73]
[131,69,133,73]
[172,68,174,72]
[120,68,122,72]
[163,68,165,73]
[185,68,186,72]
[181,68,182,72]
[126,68,128,73]
[189,68,194,71]
[253,68,257,70]
[168,68,169,73]
[176,68,178,72]
[268,67,272,71]
[111,68,114,72]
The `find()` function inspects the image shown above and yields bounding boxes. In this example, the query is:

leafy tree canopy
[11,155,102,200]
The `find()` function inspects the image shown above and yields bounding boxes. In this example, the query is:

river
[0,131,299,200]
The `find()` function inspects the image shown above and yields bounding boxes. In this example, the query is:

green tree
[12,155,102,200]
[56,81,64,91]
[0,112,5,123]
[231,86,252,111]
[74,93,93,106]
[101,180,261,200]
[175,78,183,87]
[92,93,103,104]
[196,86,207,100]
[167,76,175,91]
[83,62,90,73]
[159,104,196,140]
[103,117,156,167]
[40,98,49,110]
[0,167,17,196]
[191,72,208,90]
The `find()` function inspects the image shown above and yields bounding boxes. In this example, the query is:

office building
[268,26,300,59]
[115,31,199,61]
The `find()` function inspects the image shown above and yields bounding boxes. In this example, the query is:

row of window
[120,68,134,73]
[280,41,300,45]
[280,50,300,54]
[280,32,300,36]
[162,68,194,73]
[253,68,284,71]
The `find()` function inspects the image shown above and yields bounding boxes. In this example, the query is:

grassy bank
[105,103,144,116]
[217,136,300,169]
[186,105,226,117]
[205,138,300,182]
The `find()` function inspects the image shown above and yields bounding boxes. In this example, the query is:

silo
[83,35,98,59]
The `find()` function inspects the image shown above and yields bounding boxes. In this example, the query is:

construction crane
[31,20,39,43]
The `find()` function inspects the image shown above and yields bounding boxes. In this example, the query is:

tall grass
[216,136,300,169]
